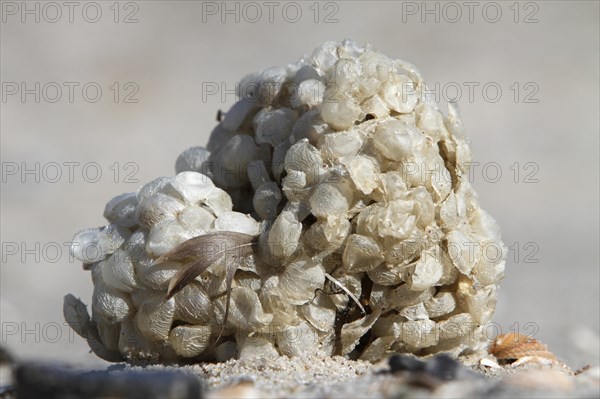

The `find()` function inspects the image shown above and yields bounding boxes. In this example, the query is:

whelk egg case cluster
[65,39,506,363]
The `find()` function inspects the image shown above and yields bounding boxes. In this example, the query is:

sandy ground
[2,353,599,398]
[1,0,598,372]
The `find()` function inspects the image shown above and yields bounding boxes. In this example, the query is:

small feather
[217,253,239,342]
[163,232,258,341]
[164,232,257,299]
[166,255,224,299]
[153,231,254,265]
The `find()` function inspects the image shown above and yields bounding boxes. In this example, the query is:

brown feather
[166,255,224,299]
[154,231,257,265]
[163,232,257,306]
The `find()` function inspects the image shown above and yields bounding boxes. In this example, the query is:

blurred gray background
[1,1,598,368]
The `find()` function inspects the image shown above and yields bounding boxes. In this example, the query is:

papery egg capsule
[320,92,362,131]
[253,108,297,147]
[276,320,319,357]
[91,281,133,324]
[175,146,211,175]
[342,234,384,272]
[284,140,324,184]
[101,248,138,293]
[146,220,195,257]
[424,292,457,319]
[172,283,213,326]
[103,192,138,228]
[309,183,351,219]
[169,325,212,358]
[137,193,185,228]
[118,318,161,362]
[319,128,364,163]
[134,292,175,342]
[267,210,302,260]
[253,181,282,220]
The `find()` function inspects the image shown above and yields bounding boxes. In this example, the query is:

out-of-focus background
[1,1,598,368]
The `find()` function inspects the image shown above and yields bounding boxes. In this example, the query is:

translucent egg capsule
[378,284,435,311]
[169,325,212,358]
[399,303,429,321]
[446,229,480,275]
[284,140,324,184]
[215,287,273,330]
[118,318,161,362]
[290,79,326,108]
[247,160,271,191]
[342,234,384,272]
[136,259,180,291]
[136,193,185,228]
[277,320,319,357]
[456,275,497,324]
[91,281,133,324]
[361,94,389,119]
[343,155,379,195]
[273,258,325,306]
[175,146,211,174]
[267,210,302,260]
[281,170,309,203]
[319,129,364,163]
[203,187,233,217]
[436,313,474,343]
[134,292,175,342]
[236,331,279,359]
[356,200,417,240]
[253,181,282,220]
[170,171,216,205]
[415,103,446,142]
[290,108,330,145]
[424,292,457,319]
[96,319,121,352]
[212,134,260,189]
[310,41,339,74]
[367,263,405,286]
[238,66,288,106]
[304,216,351,253]
[71,224,129,264]
[405,249,443,291]
[103,192,138,228]
[359,336,396,362]
[271,140,291,183]
[146,219,195,257]
[309,183,352,219]
[172,283,213,325]
[400,319,438,348]
[381,74,418,114]
[101,248,138,293]
[177,205,215,233]
[221,98,256,132]
[340,311,380,356]
[372,119,417,162]
[214,211,260,236]
[471,240,506,286]
[320,92,362,131]
[300,291,336,332]
[253,108,298,147]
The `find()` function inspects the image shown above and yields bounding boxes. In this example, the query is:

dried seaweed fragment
[490,333,558,363]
